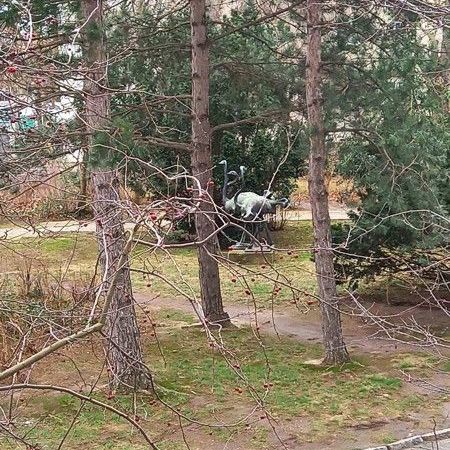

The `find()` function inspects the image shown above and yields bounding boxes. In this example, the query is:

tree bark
[190,0,230,325]
[81,0,151,390]
[77,141,89,216]
[305,0,349,365]
[92,171,152,390]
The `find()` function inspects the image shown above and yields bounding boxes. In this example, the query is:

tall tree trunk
[92,171,152,390]
[77,140,89,216]
[190,0,230,325]
[81,0,151,390]
[305,0,349,365]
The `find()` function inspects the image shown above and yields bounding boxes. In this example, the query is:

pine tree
[305,0,349,364]
[81,0,152,391]
[322,4,450,287]
[190,0,230,325]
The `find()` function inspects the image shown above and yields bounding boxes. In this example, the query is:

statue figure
[218,160,242,216]
[218,160,289,250]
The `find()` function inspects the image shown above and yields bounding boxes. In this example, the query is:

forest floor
[0,221,448,449]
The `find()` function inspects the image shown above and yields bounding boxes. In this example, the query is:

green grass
[250,427,270,448]
[443,360,450,372]
[154,308,196,325]
[391,353,439,374]
[380,432,397,444]
[0,222,317,307]
[0,401,150,450]
[131,222,317,306]
[40,236,82,253]
[0,221,446,448]
[147,328,415,423]
[0,234,98,275]
[0,319,439,450]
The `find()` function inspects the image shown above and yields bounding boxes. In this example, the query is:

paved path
[0,208,349,240]
[414,439,450,450]
[284,207,349,221]
[409,441,450,449]
[0,220,133,240]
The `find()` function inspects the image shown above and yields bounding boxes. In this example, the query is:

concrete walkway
[364,429,450,449]
[0,208,350,240]
[367,438,450,450]
[284,207,349,221]
[0,220,134,240]
[411,441,450,449]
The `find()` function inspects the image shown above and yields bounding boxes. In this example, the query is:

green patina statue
[218,160,289,250]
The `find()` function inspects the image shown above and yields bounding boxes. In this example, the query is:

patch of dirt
[3,291,448,450]
[135,292,450,356]
[358,286,450,309]
[134,291,450,449]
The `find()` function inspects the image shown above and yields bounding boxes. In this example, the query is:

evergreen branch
[139,135,193,153]
[211,109,290,133]
[212,0,307,42]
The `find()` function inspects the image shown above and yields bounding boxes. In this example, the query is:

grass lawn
[133,222,317,306]
[0,222,318,307]
[0,320,443,450]
[0,221,448,449]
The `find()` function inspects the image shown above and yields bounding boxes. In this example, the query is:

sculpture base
[226,247,275,265]
[228,243,273,253]
[244,244,273,253]
[228,242,251,251]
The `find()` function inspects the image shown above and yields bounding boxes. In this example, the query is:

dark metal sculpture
[218,160,242,216]
[218,160,289,250]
